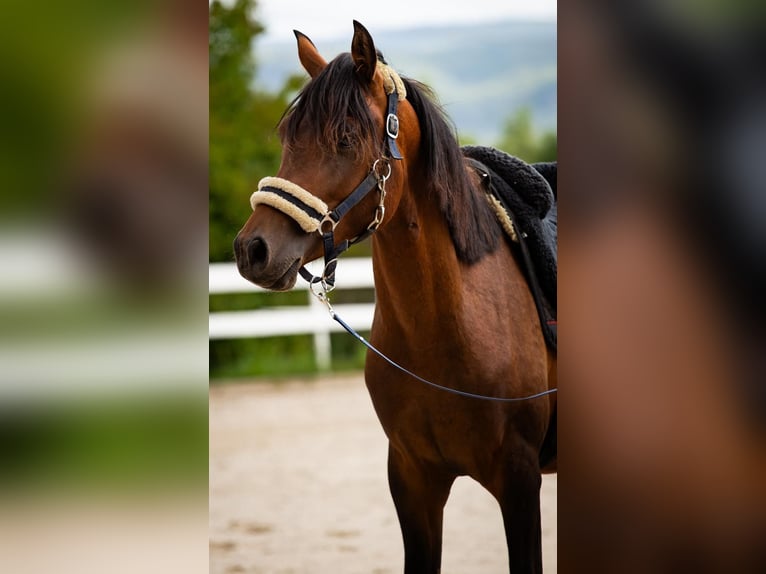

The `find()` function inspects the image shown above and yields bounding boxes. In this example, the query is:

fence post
[308,291,332,370]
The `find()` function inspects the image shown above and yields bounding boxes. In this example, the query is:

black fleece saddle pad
[462,146,557,349]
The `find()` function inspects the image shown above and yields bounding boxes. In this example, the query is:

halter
[250,61,405,292]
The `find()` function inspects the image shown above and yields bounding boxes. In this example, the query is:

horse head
[234,21,418,290]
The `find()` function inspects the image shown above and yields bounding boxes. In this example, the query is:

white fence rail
[209,259,376,370]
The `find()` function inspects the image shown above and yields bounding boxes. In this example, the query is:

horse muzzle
[233,211,314,291]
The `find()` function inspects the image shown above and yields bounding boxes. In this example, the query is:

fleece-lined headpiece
[376,61,406,101]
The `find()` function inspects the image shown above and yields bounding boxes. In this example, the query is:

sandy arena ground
[210,375,557,573]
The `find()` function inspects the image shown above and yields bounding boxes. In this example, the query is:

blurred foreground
[560,1,765,572]
[0,2,208,573]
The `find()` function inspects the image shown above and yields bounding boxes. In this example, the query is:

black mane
[401,77,500,263]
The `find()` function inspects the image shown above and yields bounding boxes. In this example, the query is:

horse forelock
[279,53,380,160]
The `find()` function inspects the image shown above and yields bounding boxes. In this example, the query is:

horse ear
[294,30,326,79]
[351,20,377,84]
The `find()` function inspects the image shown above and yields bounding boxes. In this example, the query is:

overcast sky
[250,0,556,43]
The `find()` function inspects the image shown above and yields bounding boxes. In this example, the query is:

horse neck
[371,165,474,334]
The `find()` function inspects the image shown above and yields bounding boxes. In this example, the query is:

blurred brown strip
[560,1,766,572]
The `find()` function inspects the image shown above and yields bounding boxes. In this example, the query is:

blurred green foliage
[0,394,207,493]
[495,107,557,163]
[0,0,150,217]
[209,0,303,263]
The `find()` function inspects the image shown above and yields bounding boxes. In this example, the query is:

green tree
[209,0,337,379]
[209,0,262,120]
[495,107,557,163]
[209,0,299,262]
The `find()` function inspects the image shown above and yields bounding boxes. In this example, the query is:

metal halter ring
[372,158,392,182]
[318,214,338,235]
[308,263,337,298]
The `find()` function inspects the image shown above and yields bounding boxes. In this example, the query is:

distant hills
[254,20,556,144]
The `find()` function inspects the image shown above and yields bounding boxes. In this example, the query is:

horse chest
[365,368,515,467]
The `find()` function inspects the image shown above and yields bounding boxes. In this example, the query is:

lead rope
[313,292,558,402]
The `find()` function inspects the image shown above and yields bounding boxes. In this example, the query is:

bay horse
[234,21,556,573]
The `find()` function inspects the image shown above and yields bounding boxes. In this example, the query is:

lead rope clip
[309,279,335,318]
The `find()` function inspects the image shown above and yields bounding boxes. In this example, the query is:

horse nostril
[248,236,269,268]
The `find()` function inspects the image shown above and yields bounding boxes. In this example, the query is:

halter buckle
[386,113,399,140]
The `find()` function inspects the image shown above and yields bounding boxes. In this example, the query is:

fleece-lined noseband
[250,61,405,290]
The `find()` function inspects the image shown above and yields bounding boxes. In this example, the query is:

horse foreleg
[387,443,455,574]
[493,451,543,574]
